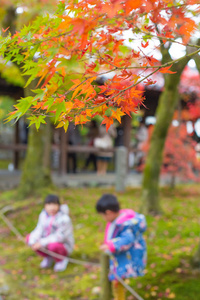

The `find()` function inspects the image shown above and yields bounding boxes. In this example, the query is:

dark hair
[44,194,60,205]
[96,194,120,213]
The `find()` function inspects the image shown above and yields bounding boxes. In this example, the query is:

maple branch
[107,47,200,103]
[96,51,119,69]
[48,46,200,104]
[138,28,200,49]
[138,2,200,19]
[17,40,200,121]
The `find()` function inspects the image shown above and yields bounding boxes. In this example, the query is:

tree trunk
[170,173,176,189]
[18,121,52,197]
[18,80,52,197]
[2,6,17,36]
[192,243,200,268]
[191,50,200,267]
[2,6,52,197]
[142,58,189,214]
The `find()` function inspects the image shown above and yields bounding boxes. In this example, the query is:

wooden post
[13,121,19,170]
[122,115,132,171]
[192,242,200,267]
[123,115,132,149]
[100,253,112,300]
[59,129,68,175]
[115,146,127,192]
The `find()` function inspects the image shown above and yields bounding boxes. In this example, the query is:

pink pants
[26,234,67,262]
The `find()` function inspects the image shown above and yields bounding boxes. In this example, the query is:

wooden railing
[0,143,138,174]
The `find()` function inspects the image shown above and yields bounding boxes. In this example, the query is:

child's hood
[59,204,69,215]
[116,209,146,233]
[116,209,136,224]
[43,204,70,216]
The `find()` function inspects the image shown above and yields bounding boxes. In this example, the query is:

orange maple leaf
[58,16,72,31]
[65,101,74,113]
[74,99,85,109]
[160,65,176,74]
[179,19,196,44]
[141,41,149,48]
[75,114,89,125]
[70,79,82,90]
[125,0,142,13]
[71,18,86,35]
[2,27,9,33]
[111,108,125,123]
[101,116,114,131]
[100,1,122,18]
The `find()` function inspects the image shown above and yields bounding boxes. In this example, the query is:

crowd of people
[63,119,149,175]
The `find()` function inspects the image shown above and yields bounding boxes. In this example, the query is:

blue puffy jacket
[104,209,147,281]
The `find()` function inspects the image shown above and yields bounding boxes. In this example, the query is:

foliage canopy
[0,0,200,130]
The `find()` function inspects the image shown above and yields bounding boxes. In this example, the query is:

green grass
[0,159,12,170]
[0,185,200,299]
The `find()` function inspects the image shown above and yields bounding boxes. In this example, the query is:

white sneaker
[54,258,69,272]
[40,257,53,268]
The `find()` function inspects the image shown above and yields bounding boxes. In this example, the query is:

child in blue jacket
[96,194,147,300]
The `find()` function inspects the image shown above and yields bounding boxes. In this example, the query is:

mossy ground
[0,185,200,300]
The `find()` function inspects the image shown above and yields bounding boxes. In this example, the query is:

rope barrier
[0,206,99,267]
[0,205,144,300]
[113,273,144,300]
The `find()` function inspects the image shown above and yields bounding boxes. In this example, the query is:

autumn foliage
[0,0,200,130]
[141,123,200,185]
[171,66,200,123]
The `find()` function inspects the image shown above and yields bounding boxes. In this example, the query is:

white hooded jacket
[28,204,74,254]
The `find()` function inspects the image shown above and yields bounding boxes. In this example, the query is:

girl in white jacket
[26,194,74,272]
